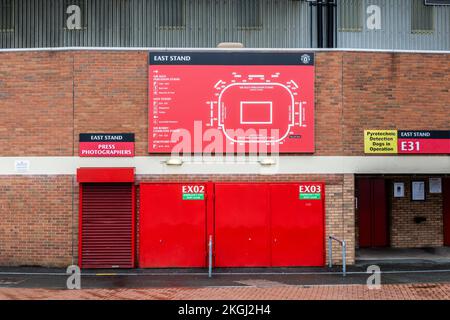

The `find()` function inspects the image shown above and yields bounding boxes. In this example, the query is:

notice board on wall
[148,51,315,154]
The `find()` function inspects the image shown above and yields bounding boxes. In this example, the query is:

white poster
[394,182,405,198]
[14,160,30,173]
[412,181,425,201]
[429,178,442,194]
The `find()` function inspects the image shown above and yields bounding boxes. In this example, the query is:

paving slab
[0,283,449,300]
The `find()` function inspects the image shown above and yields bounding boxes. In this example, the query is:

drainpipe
[317,1,323,48]
[334,0,338,48]
[326,0,335,48]
[309,1,313,48]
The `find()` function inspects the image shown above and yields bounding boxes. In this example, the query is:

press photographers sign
[79,133,135,157]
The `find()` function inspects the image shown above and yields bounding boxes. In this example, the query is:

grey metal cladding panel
[0,0,310,48]
[337,0,450,50]
[144,0,310,48]
[2,0,449,50]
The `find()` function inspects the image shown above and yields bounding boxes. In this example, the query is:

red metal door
[357,178,388,248]
[444,178,450,246]
[139,183,208,267]
[214,183,271,267]
[357,179,372,247]
[372,179,388,247]
[80,183,135,269]
[270,183,325,266]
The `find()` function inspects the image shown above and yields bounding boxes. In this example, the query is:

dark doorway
[444,178,450,246]
[357,178,389,248]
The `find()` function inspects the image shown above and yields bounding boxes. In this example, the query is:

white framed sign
[14,160,30,173]
[412,181,425,201]
[429,178,442,194]
[394,182,405,198]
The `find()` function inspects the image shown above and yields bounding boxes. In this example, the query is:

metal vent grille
[81,183,134,268]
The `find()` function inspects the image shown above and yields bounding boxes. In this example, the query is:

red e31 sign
[397,131,450,154]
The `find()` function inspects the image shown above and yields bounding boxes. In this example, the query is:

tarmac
[1,261,450,290]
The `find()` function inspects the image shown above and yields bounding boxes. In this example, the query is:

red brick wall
[389,176,444,248]
[315,52,344,155]
[343,53,450,156]
[1,51,448,157]
[0,52,74,156]
[0,176,74,267]
[73,51,148,156]
[0,50,449,267]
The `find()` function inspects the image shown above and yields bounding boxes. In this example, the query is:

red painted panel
[270,183,325,266]
[139,183,207,268]
[77,167,135,183]
[80,183,134,269]
[444,178,450,246]
[357,179,372,248]
[214,183,271,267]
[372,179,389,247]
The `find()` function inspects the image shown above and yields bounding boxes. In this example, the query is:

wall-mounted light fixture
[217,42,244,48]
[164,158,184,166]
[258,158,277,166]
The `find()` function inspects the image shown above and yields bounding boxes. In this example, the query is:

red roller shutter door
[80,183,135,268]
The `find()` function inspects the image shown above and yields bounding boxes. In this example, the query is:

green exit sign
[182,193,204,200]
[299,193,321,200]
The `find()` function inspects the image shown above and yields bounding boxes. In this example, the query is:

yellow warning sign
[364,130,398,154]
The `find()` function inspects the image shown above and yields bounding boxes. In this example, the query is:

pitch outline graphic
[216,82,297,144]
[240,101,273,125]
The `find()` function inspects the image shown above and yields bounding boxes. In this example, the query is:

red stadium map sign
[148,51,315,154]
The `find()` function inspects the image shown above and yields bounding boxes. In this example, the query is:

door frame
[444,178,450,246]
[356,176,390,248]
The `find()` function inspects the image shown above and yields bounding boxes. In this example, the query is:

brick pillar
[343,174,355,264]
[325,174,355,265]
